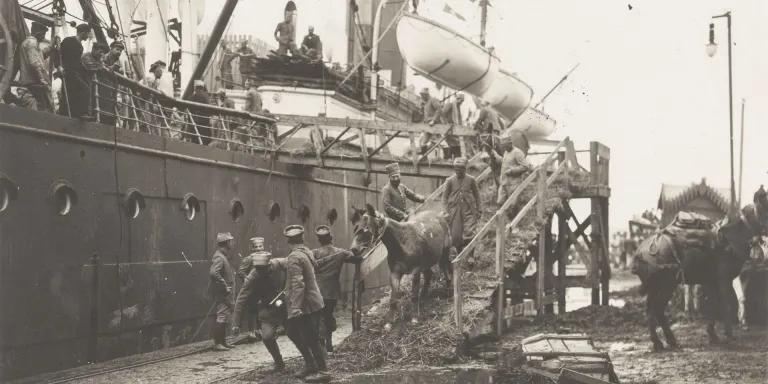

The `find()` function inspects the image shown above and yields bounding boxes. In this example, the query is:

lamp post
[706,11,737,214]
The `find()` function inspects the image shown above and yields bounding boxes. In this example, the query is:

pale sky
[65,0,767,233]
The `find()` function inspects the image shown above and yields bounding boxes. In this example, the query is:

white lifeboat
[481,69,533,123]
[396,13,500,96]
[506,108,557,140]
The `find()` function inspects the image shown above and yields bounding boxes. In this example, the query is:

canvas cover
[1,0,30,81]
[670,211,712,230]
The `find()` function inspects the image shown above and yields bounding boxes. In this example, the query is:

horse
[349,204,455,330]
[631,196,768,351]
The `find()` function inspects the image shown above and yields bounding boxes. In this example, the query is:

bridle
[354,213,390,252]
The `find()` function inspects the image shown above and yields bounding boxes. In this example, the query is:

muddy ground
[228,272,767,384]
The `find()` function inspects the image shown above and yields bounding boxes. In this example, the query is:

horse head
[349,204,388,256]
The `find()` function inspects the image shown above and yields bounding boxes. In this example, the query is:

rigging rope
[334,0,409,93]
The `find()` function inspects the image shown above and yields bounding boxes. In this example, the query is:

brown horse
[350,204,454,330]
[631,198,768,351]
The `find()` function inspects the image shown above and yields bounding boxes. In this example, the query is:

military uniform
[208,232,236,350]
[282,225,329,381]
[497,132,533,206]
[380,163,425,221]
[443,158,481,246]
[312,225,362,352]
[233,252,288,371]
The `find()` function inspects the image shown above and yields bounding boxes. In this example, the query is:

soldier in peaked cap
[208,232,236,351]
[497,130,534,218]
[237,237,267,339]
[312,225,361,353]
[282,225,329,381]
[443,157,481,261]
[232,250,289,372]
[380,162,425,221]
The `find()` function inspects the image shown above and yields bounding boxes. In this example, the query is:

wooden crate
[521,333,619,383]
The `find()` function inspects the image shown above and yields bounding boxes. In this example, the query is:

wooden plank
[521,334,591,345]
[454,261,462,330]
[274,113,476,136]
[311,125,325,166]
[523,351,606,358]
[558,211,567,314]
[495,212,507,337]
[594,142,610,160]
[522,366,560,381]
[409,132,418,170]
[558,369,613,384]
[320,124,352,155]
[277,123,305,141]
[375,130,392,155]
[454,168,540,264]
[540,294,559,307]
[537,163,548,315]
[358,127,371,175]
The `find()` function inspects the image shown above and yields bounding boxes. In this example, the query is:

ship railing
[89,70,278,154]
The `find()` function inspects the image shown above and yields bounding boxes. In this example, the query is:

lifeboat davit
[481,69,534,123]
[396,13,500,96]
[506,108,557,140]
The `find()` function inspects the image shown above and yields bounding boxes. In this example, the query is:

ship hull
[0,105,437,380]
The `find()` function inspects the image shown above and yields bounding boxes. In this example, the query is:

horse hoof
[652,343,664,352]
[667,343,680,350]
[384,323,392,331]
[709,337,720,345]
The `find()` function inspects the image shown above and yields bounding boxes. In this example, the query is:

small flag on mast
[443,3,466,21]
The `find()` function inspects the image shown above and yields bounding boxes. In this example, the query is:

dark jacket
[284,244,324,318]
[232,258,288,324]
[380,182,425,221]
[313,245,361,299]
[208,249,235,302]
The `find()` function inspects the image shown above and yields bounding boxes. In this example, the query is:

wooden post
[589,142,601,305]
[311,124,325,167]
[558,212,567,314]
[495,212,506,336]
[544,218,555,315]
[352,263,362,331]
[88,253,99,364]
[92,73,101,123]
[453,261,462,331]
[600,150,611,306]
[537,163,547,315]
[409,132,419,170]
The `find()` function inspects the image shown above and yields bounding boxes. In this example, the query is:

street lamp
[706,11,737,214]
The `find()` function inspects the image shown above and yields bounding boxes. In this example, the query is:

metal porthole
[267,201,280,223]
[298,205,310,224]
[124,188,146,219]
[327,208,338,225]
[50,180,78,216]
[0,174,18,214]
[181,193,200,221]
[230,198,244,222]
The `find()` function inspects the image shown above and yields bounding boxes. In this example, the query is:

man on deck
[232,250,288,372]
[443,157,481,258]
[59,24,93,119]
[235,40,255,81]
[300,26,323,61]
[274,13,297,56]
[244,79,263,113]
[18,22,52,112]
[220,41,235,89]
[209,232,236,351]
[418,87,443,156]
[380,163,426,221]
[440,93,465,159]
[312,225,361,353]
[103,41,125,73]
[497,131,534,217]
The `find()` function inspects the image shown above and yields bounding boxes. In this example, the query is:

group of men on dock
[208,225,358,382]
[205,128,533,382]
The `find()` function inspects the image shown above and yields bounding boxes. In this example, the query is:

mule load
[631,191,768,351]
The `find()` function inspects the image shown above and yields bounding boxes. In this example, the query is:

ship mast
[479,0,488,47]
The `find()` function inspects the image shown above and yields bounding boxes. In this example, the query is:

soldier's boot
[219,322,234,349]
[212,323,229,351]
[294,348,318,379]
[305,342,331,383]
[263,339,285,372]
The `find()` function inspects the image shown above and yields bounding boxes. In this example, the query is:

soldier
[497,131,533,217]
[283,225,329,382]
[274,13,297,56]
[443,157,481,258]
[312,225,361,353]
[417,87,443,155]
[300,26,323,61]
[208,232,236,351]
[380,163,425,221]
[232,250,288,372]
[18,22,52,112]
[59,23,92,119]
[237,237,266,339]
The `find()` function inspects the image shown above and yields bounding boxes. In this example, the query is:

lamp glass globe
[706,43,717,57]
